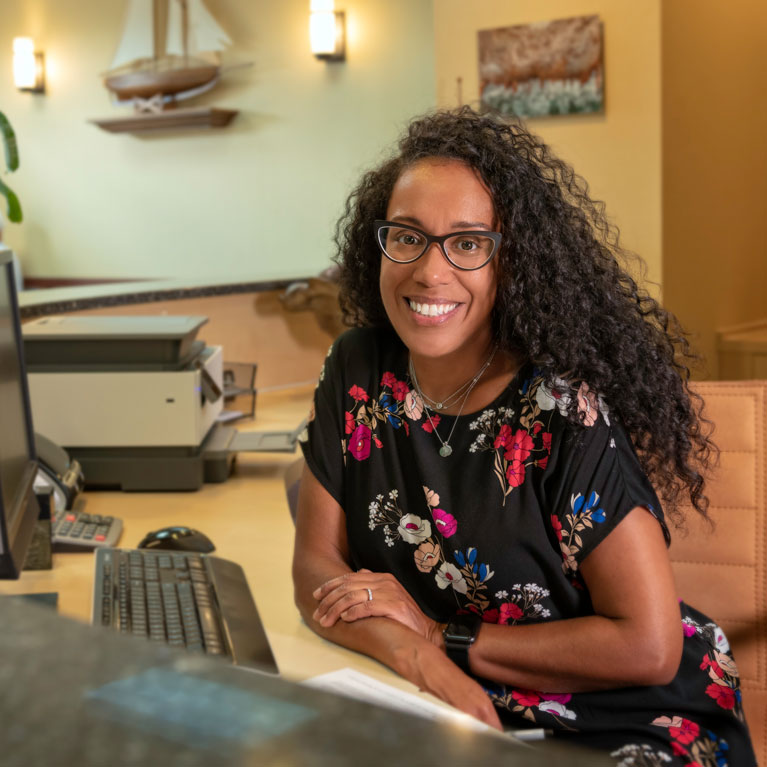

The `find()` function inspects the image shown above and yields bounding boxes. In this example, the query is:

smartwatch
[443,612,482,673]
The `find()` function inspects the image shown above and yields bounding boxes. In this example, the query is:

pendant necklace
[409,345,498,458]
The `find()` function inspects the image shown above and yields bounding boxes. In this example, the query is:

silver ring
[366,588,373,602]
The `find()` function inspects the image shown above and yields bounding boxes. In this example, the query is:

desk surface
[0,385,449,697]
[0,385,615,765]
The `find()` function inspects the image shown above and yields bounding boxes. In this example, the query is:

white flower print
[535,377,571,414]
[537,700,576,719]
[435,562,468,593]
[397,514,431,544]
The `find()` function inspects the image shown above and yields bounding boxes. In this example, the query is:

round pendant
[435,402,444,409]
[439,444,453,457]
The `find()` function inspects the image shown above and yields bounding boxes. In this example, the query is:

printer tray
[70,425,236,492]
[70,420,303,492]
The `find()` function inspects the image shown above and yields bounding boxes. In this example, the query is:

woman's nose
[412,242,452,284]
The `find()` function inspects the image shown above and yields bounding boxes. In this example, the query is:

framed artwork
[478,15,604,118]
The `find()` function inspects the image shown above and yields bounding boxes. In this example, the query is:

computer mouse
[137,526,216,553]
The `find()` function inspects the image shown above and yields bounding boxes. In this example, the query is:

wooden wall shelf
[90,107,238,134]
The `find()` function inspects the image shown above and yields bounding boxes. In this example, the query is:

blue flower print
[572,490,605,522]
[453,547,494,584]
[379,394,400,428]
[557,490,607,575]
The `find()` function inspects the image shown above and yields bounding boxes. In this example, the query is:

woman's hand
[312,569,442,645]
[394,640,503,731]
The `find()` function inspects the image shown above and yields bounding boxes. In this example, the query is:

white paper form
[303,667,490,733]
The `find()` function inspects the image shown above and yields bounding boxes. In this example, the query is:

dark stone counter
[19,278,308,319]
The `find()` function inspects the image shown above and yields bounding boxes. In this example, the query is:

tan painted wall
[0,0,435,282]
[661,0,767,377]
[433,0,663,289]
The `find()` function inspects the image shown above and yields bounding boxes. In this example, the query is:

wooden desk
[0,386,455,703]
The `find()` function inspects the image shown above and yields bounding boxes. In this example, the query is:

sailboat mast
[152,0,160,68]
[180,0,189,66]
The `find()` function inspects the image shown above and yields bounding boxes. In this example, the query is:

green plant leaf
[0,177,23,223]
[0,112,20,173]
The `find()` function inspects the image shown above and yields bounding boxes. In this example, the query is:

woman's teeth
[408,300,458,317]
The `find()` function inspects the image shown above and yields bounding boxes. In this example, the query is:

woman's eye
[397,233,419,246]
[456,238,478,251]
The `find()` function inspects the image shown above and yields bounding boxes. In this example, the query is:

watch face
[446,624,473,641]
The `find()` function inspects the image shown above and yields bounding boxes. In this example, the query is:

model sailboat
[91,0,239,133]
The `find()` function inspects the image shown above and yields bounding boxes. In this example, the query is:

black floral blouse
[300,328,755,767]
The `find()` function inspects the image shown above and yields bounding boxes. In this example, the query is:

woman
[292,108,755,766]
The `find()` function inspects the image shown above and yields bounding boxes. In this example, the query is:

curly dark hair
[333,106,715,524]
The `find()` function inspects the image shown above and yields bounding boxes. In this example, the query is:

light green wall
[0,0,435,281]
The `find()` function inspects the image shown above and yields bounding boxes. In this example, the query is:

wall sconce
[13,37,45,93]
[310,0,345,62]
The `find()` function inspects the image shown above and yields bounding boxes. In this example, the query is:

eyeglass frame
[374,219,502,271]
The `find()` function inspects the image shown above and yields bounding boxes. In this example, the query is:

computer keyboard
[52,508,123,550]
[92,547,279,673]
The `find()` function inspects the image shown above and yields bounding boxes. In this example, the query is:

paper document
[303,667,490,733]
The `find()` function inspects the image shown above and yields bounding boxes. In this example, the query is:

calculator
[52,508,123,551]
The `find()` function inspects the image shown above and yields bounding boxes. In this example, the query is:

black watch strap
[443,612,482,673]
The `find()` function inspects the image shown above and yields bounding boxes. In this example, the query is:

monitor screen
[0,247,39,578]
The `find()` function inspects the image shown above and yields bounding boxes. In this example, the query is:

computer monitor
[0,247,40,578]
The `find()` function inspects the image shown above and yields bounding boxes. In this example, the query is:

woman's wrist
[428,620,447,651]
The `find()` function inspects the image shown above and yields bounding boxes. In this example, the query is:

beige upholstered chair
[669,381,766,765]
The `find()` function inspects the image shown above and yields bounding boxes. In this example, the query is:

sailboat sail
[166,0,231,58]
[104,0,233,105]
[110,0,155,70]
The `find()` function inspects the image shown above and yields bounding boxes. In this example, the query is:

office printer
[23,315,301,491]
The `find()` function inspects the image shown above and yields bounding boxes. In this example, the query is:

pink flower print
[348,384,369,402]
[392,380,409,402]
[404,390,424,420]
[506,458,526,488]
[504,429,534,463]
[537,456,549,470]
[705,682,736,709]
[344,411,355,435]
[668,718,700,745]
[414,541,441,572]
[682,621,697,638]
[714,650,739,678]
[481,608,500,624]
[493,424,513,449]
[348,423,371,461]
[511,689,540,707]
[432,508,457,538]
[422,414,441,433]
[540,693,572,704]
[423,487,440,507]
[542,431,552,454]
[373,437,383,449]
[576,382,598,427]
[550,514,563,541]
[499,601,524,624]
[533,422,542,435]
[380,371,397,388]
[700,655,724,679]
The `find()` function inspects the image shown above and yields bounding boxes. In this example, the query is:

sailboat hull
[105,65,219,100]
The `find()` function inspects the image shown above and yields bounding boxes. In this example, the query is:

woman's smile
[379,158,499,366]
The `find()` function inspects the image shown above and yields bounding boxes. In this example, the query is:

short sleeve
[545,410,669,572]
[299,333,350,508]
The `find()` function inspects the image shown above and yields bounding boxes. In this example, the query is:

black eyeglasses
[374,220,501,271]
